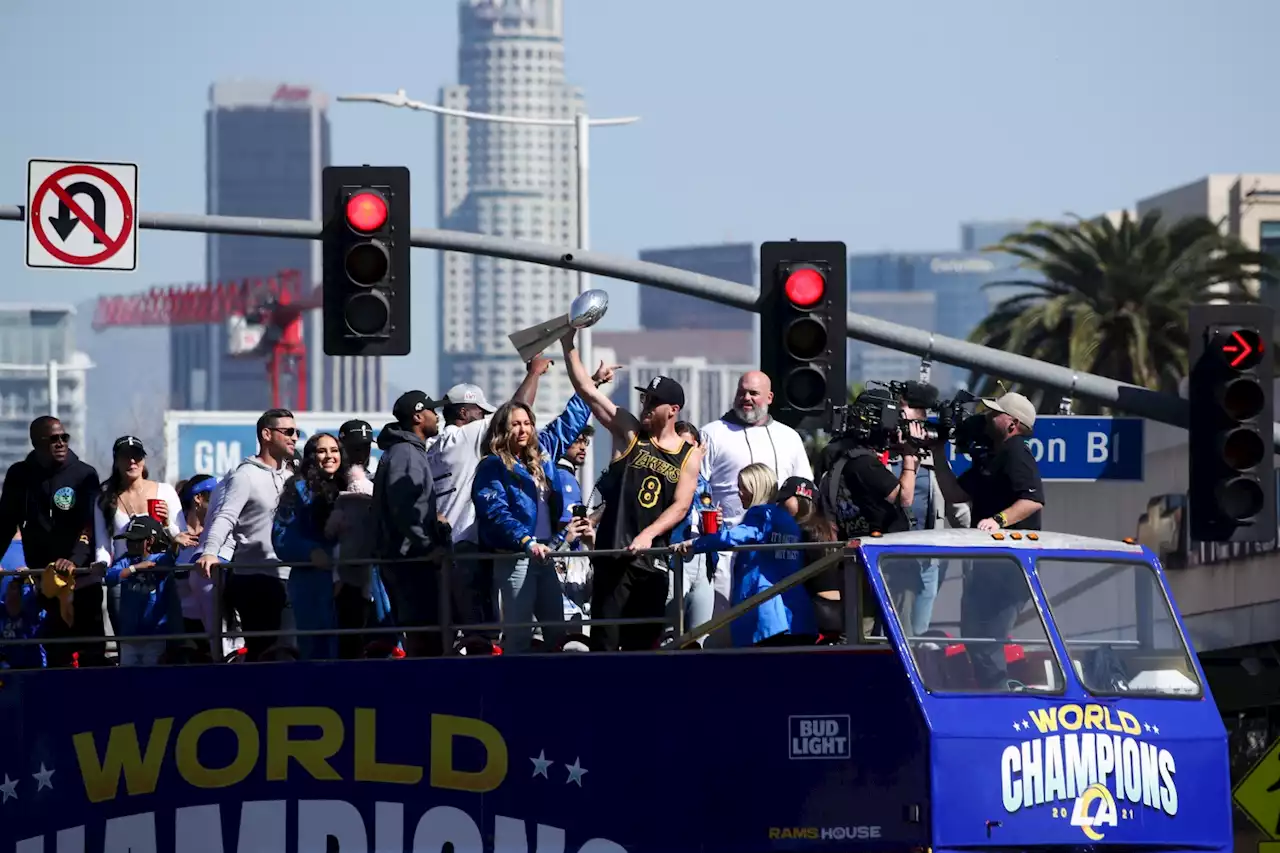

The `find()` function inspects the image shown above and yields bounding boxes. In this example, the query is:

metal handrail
[0,538,860,659]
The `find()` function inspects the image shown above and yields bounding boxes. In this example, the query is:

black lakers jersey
[597,436,694,551]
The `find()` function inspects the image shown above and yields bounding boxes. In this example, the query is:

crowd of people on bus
[0,324,1044,670]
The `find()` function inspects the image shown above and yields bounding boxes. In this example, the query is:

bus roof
[860,528,1146,553]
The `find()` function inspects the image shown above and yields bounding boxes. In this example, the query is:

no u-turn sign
[26,158,139,271]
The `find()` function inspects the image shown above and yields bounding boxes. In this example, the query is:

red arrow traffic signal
[1217,327,1265,370]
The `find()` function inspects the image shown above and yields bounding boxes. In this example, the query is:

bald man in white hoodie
[699,371,813,643]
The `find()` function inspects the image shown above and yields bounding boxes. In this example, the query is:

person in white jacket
[698,371,813,643]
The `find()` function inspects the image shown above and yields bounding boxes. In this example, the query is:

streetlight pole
[337,89,639,492]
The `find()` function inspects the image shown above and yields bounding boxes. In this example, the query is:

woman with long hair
[271,433,349,660]
[472,401,583,653]
[789,481,845,640]
[93,436,184,644]
[673,464,818,647]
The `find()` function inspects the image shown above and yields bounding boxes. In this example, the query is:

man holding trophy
[509,290,703,651]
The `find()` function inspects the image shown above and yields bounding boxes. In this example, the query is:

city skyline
[3,0,1280,399]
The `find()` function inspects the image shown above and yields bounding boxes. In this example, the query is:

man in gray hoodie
[195,408,296,661]
[373,390,446,657]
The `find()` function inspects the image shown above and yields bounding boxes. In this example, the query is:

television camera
[830,380,991,457]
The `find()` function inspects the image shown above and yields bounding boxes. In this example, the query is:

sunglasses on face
[270,427,298,438]
[43,434,71,446]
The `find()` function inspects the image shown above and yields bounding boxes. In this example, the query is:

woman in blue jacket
[673,464,818,647]
[473,400,587,653]
[272,433,349,660]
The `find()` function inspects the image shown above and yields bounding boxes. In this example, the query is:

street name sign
[945,416,1143,482]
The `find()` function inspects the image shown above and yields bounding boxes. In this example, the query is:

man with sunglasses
[0,416,103,667]
[195,408,297,661]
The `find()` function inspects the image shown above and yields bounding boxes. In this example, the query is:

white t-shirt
[93,482,185,565]
[698,417,813,525]
[426,416,493,544]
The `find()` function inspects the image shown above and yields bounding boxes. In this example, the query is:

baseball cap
[444,383,497,413]
[982,392,1037,429]
[777,476,817,504]
[113,515,169,543]
[392,391,444,424]
[339,419,374,445]
[636,375,685,408]
[113,435,146,457]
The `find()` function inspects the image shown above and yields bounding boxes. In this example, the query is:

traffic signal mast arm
[2,202,1265,447]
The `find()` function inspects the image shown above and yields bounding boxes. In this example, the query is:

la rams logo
[52,486,75,511]
[648,377,661,390]
[1070,783,1118,841]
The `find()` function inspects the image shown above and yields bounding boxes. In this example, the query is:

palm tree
[967,211,1277,412]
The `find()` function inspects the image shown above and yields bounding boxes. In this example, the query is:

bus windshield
[1035,558,1202,698]
[877,555,1063,694]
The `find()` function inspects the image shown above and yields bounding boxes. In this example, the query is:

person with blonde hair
[674,465,818,647]
[473,400,591,653]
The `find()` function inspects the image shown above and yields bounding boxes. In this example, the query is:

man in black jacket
[373,391,447,658]
[0,416,103,667]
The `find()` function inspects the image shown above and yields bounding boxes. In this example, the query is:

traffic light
[1188,302,1275,542]
[759,241,848,430]
[322,165,411,356]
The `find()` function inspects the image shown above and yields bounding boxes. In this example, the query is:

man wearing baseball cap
[372,390,448,657]
[927,390,1045,688]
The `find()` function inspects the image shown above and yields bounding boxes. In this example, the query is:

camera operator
[885,383,970,637]
[927,391,1044,688]
[820,388,926,539]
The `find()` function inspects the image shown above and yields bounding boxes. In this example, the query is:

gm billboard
[163,411,390,481]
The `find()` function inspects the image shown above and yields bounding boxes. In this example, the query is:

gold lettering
[73,719,173,804]
[768,829,780,840]
[1100,706,1125,733]
[266,707,343,782]
[1117,711,1142,735]
[430,713,508,793]
[354,708,422,784]
[174,709,258,789]
[1084,704,1105,731]
[1027,707,1058,733]
[1057,705,1083,731]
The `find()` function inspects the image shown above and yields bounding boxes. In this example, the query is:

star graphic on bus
[530,750,553,779]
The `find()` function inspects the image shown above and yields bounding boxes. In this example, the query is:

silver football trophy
[508,289,610,362]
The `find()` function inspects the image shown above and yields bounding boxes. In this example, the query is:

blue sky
[2,0,1278,393]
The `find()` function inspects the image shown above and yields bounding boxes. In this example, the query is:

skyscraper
[171,80,385,414]
[438,0,582,412]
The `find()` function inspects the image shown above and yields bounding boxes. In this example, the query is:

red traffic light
[346,191,388,233]
[784,268,826,308]
[1216,327,1265,370]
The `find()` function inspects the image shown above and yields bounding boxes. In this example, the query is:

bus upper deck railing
[0,539,867,660]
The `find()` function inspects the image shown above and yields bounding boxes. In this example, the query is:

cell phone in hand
[571,504,587,519]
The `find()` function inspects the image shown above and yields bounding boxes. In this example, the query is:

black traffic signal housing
[322,165,411,356]
[759,241,848,431]
[1188,302,1275,542]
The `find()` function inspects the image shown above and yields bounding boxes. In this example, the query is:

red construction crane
[92,270,318,410]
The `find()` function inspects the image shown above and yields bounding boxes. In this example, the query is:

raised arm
[560,329,641,446]
[511,354,553,407]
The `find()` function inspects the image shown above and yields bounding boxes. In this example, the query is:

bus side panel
[0,649,930,853]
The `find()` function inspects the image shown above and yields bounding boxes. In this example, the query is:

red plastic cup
[147,499,165,522]
[700,508,720,534]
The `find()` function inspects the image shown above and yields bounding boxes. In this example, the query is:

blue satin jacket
[472,396,592,553]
